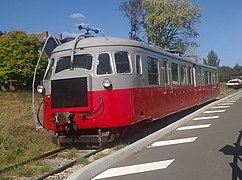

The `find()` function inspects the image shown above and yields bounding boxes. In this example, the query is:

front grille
[51,77,88,108]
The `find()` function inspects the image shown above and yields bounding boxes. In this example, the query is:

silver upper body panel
[43,37,218,93]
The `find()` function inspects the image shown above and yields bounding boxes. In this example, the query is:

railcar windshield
[55,54,93,73]
[114,51,131,73]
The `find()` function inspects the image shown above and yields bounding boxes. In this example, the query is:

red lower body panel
[43,85,219,132]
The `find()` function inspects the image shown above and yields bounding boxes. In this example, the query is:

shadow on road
[220,129,242,180]
[111,101,214,146]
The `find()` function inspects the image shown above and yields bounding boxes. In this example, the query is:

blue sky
[1,0,241,67]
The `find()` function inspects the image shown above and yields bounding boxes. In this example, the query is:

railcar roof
[52,36,216,70]
[53,37,193,62]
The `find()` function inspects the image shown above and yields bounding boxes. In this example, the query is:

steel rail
[0,147,65,174]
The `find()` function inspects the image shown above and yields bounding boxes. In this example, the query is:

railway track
[0,146,106,180]
[1,102,215,179]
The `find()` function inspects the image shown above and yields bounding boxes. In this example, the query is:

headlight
[37,84,45,94]
[102,78,112,89]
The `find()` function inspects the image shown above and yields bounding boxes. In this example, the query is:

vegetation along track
[0,146,106,180]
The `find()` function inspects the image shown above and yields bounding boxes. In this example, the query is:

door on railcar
[135,54,144,88]
[195,65,205,104]
[134,53,146,121]
[160,59,173,115]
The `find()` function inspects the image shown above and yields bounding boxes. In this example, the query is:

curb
[67,91,242,180]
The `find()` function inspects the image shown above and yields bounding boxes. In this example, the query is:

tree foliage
[218,64,242,82]
[233,64,242,74]
[0,31,46,90]
[219,66,234,82]
[142,0,201,53]
[120,0,144,41]
[203,50,220,67]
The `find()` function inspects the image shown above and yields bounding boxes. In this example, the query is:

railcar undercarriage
[53,128,121,147]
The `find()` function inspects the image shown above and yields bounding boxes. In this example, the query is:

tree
[203,50,220,67]
[120,0,144,41]
[233,64,242,74]
[0,31,46,90]
[142,0,201,53]
[219,66,234,82]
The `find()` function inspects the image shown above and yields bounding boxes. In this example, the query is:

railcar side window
[44,58,54,80]
[136,55,142,75]
[209,72,212,84]
[162,60,169,84]
[74,54,92,70]
[205,71,209,84]
[171,63,179,85]
[181,65,187,85]
[114,51,131,73]
[56,56,71,73]
[197,67,202,86]
[97,53,112,75]
[188,67,192,84]
[215,72,218,84]
[147,57,159,85]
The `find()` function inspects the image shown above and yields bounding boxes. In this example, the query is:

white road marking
[211,106,230,109]
[92,159,175,180]
[193,116,219,121]
[177,124,211,131]
[218,103,233,105]
[148,137,198,148]
[224,100,236,103]
[204,110,226,113]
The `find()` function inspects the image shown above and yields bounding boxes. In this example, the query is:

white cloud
[69,13,85,19]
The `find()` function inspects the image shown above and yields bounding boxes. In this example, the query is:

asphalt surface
[67,91,242,180]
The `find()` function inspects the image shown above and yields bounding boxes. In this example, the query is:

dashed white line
[218,103,233,106]
[193,116,219,121]
[148,137,198,148]
[204,110,226,113]
[224,100,236,103]
[211,106,230,109]
[92,159,175,180]
[177,124,211,131]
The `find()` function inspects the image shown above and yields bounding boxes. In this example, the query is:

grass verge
[0,91,56,178]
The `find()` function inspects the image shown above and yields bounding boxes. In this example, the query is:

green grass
[0,91,56,178]
[219,83,239,98]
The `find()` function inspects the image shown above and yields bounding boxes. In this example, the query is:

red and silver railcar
[33,27,219,145]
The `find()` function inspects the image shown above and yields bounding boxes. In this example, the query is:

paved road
[92,93,242,180]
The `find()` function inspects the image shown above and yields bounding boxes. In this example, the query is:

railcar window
[211,72,214,84]
[55,54,92,73]
[215,72,218,84]
[171,63,179,85]
[44,58,54,80]
[147,57,159,85]
[97,53,112,75]
[162,60,169,84]
[197,67,202,86]
[181,65,187,85]
[74,54,92,70]
[188,67,192,84]
[56,56,71,73]
[209,72,212,84]
[114,51,131,73]
[136,55,142,75]
[205,71,209,84]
